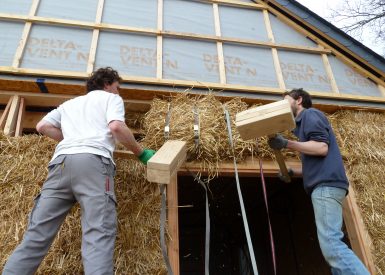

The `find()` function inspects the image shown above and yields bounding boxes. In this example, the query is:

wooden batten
[0,97,13,130]
[3,95,21,136]
[147,140,187,184]
[236,99,295,140]
[15,97,26,137]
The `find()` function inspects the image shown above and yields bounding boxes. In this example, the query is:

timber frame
[0,0,385,104]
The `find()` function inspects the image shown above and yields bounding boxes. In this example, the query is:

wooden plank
[87,0,104,73]
[167,175,180,275]
[156,0,163,79]
[263,10,286,90]
[211,0,264,9]
[322,54,340,94]
[236,99,295,140]
[4,95,21,136]
[14,97,25,137]
[0,97,13,130]
[1,74,385,105]
[378,84,385,98]
[147,140,187,184]
[236,99,291,121]
[0,13,331,55]
[180,157,302,177]
[343,186,376,274]
[0,91,151,111]
[213,3,226,84]
[11,0,40,68]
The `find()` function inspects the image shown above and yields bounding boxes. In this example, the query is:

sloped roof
[263,0,385,78]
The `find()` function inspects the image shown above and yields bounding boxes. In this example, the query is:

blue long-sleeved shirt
[293,108,349,195]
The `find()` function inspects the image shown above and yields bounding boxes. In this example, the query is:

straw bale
[330,110,385,274]
[1,97,384,274]
[141,93,282,180]
[0,132,166,274]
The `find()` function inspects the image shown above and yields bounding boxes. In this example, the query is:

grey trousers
[2,153,117,275]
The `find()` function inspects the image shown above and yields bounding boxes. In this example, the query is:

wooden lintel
[0,91,152,112]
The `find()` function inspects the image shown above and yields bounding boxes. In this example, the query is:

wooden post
[167,175,180,275]
[4,95,21,136]
[156,0,163,79]
[12,0,40,68]
[0,97,13,130]
[213,3,226,84]
[263,10,286,90]
[343,186,376,274]
[322,54,340,94]
[15,97,26,137]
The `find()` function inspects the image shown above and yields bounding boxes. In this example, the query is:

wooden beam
[378,84,385,98]
[236,99,295,140]
[4,95,21,136]
[15,97,25,136]
[213,3,226,84]
[167,175,180,275]
[0,97,13,130]
[211,0,265,9]
[147,141,187,184]
[0,91,152,111]
[343,186,376,274]
[156,0,163,79]
[263,10,286,90]
[87,0,105,74]
[322,53,340,94]
[0,13,331,55]
[11,0,40,68]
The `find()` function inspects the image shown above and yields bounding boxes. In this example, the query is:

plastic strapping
[259,159,277,275]
[164,103,171,141]
[223,106,259,275]
[187,171,210,275]
[193,105,200,148]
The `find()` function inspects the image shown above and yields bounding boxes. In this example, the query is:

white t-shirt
[43,90,125,163]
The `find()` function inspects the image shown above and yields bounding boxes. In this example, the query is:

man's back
[44,90,125,161]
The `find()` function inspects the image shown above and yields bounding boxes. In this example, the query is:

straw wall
[0,94,384,274]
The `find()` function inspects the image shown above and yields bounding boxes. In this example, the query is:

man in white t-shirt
[2,67,155,275]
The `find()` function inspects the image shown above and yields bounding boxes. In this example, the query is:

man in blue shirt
[268,88,369,275]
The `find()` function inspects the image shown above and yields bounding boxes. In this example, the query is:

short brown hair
[283,88,312,108]
[86,67,122,92]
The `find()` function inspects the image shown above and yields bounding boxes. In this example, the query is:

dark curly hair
[283,88,313,108]
[86,67,122,93]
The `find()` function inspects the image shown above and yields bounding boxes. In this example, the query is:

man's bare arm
[36,120,63,142]
[108,120,143,156]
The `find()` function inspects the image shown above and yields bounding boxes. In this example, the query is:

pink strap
[259,159,277,275]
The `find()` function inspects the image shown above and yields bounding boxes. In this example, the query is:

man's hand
[268,134,288,150]
[138,149,156,165]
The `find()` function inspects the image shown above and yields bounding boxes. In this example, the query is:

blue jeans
[311,186,370,275]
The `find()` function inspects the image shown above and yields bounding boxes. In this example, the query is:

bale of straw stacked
[141,93,277,180]
[330,111,385,274]
[0,133,165,274]
[0,94,384,274]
